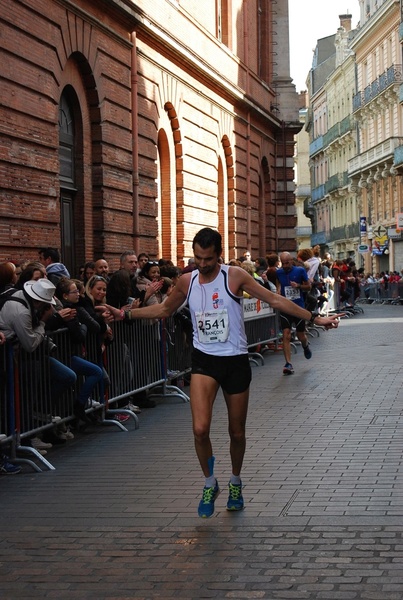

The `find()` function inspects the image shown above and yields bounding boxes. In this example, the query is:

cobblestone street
[0,303,402,599]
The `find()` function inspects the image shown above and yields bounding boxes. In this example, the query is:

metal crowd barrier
[152,313,193,402]
[0,303,283,471]
[243,298,280,365]
[0,343,12,447]
[0,315,190,470]
[359,281,403,304]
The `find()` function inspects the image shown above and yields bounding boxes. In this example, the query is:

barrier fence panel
[0,343,10,445]
[47,329,76,421]
[359,282,403,304]
[0,303,316,471]
[11,341,56,471]
[153,314,193,402]
[106,319,165,403]
[163,314,193,378]
[243,298,280,365]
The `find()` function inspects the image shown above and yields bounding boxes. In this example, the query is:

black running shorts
[191,348,252,394]
[280,312,306,332]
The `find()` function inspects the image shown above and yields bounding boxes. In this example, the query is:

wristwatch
[308,311,318,325]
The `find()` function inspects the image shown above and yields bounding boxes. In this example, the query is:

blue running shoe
[198,481,220,518]
[303,343,312,359]
[226,481,244,511]
[283,362,294,375]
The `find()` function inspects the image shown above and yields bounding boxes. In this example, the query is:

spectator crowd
[0,245,401,474]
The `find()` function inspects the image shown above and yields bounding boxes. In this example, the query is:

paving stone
[0,304,402,598]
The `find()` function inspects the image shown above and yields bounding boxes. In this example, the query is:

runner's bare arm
[96,274,190,321]
[229,266,342,329]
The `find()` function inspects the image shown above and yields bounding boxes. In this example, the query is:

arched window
[59,90,78,275]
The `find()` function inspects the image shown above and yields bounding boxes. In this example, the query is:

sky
[288,0,361,92]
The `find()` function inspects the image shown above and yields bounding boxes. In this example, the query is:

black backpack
[0,288,28,311]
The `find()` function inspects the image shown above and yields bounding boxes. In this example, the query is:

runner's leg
[223,389,249,476]
[190,373,220,476]
[281,327,292,364]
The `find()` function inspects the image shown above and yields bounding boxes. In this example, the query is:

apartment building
[294,92,312,249]
[350,0,403,272]
[306,14,359,262]
[303,0,403,272]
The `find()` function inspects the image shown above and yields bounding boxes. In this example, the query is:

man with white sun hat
[0,277,76,401]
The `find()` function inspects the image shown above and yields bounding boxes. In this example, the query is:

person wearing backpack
[0,279,76,427]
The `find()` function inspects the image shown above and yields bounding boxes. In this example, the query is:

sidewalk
[0,303,402,599]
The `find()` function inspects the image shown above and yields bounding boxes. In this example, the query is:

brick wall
[0,0,298,272]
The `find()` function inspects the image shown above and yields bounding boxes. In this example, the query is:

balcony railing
[328,222,360,242]
[323,116,353,148]
[324,171,349,195]
[353,64,402,112]
[311,184,325,203]
[394,144,403,167]
[340,115,352,136]
[325,174,340,194]
[323,123,340,147]
[309,135,324,156]
[311,231,327,245]
[348,137,403,175]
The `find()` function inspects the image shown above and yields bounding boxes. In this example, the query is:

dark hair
[266,253,279,268]
[83,261,95,283]
[139,261,159,279]
[0,262,16,287]
[39,247,60,262]
[192,228,222,255]
[160,277,173,295]
[255,257,267,270]
[138,252,149,261]
[107,269,131,298]
[159,265,181,279]
[55,277,74,301]
[158,258,174,267]
[17,262,47,287]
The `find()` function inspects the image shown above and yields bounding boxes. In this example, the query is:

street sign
[388,228,402,240]
[358,244,370,253]
[372,225,387,237]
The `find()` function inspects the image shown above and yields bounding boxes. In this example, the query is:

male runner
[99,228,341,518]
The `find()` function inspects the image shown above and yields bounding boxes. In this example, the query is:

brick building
[0,0,301,274]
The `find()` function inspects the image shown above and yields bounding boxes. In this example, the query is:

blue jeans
[49,357,77,401]
[70,355,103,406]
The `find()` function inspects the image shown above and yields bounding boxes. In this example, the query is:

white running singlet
[187,265,248,356]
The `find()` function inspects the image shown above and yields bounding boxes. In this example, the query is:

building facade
[350,0,403,273]
[0,0,301,274]
[302,0,403,273]
[294,93,312,249]
[306,14,360,261]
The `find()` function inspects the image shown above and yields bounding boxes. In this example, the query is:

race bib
[195,309,229,343]
[284,286,301,300]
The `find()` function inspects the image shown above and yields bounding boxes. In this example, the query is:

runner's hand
[314,314,343,329]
